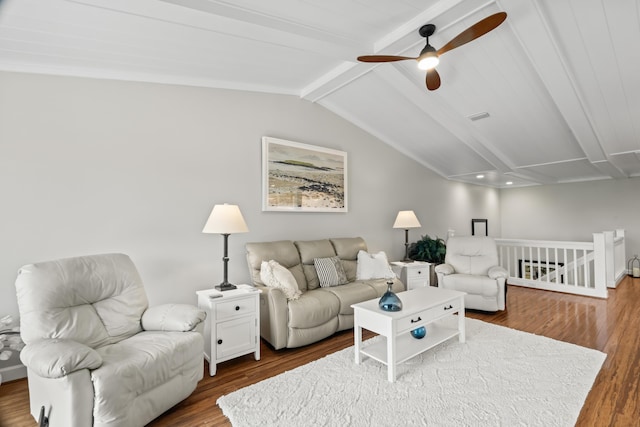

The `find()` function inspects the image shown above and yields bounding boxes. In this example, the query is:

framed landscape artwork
[262,137,347,212]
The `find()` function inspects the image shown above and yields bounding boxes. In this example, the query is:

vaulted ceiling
[1,0,639,188]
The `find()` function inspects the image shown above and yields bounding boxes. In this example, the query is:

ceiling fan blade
[437,12,507,56]
[426,69,441,91]
[357,55,416,63]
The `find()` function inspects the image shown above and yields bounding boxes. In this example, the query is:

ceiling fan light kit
[417,47,439,70]
[417,24,439,70]
[357,12,507,91]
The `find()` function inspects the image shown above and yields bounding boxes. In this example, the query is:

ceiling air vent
[467,112,490,121]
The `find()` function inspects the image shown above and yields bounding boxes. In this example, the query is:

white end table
[196,285,261,376]
[351,286,466,382]
[391,261,431,289]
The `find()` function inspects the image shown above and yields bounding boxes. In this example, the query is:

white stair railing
[495,230,625,299]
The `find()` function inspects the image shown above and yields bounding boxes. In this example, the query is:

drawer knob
[410,316,422,323]
[417,270,421,274]
[444,304,453,310]
[235,306,240,311]
[217,339,223,345]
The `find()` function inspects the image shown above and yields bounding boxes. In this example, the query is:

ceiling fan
[357,12,507,91]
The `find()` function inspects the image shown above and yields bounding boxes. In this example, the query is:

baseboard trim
[0,364,27,383]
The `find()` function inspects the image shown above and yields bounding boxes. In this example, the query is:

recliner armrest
[488,265,509,279]
[20,338,102,379]
[142,304,206,332]
[434,263,454,275]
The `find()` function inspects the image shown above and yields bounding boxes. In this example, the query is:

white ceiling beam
[158,0,363,49]
[69,0,363,60]
[501,0,614,167]
[591,160,628,179]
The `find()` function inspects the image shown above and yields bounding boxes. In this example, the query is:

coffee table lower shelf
[359,321,459,366]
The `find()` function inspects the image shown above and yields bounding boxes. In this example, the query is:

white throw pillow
[356,250,396,280]
[314,256,348,288]
[260,260,301,300]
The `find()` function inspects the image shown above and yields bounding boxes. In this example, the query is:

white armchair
[15,253,207,427]
[435,236,508,311]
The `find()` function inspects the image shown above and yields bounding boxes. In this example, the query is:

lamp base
[402,258,415,263]
[215,283,237,291]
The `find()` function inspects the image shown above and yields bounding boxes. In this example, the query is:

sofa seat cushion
[320,282,377,315]
[92,330,203,425]
[287,290,339,329]
[440,274,498,297]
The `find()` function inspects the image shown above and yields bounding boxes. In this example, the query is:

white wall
[0,71,499,318]
[500,178,640,257]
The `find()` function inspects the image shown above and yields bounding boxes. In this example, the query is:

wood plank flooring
[1,277,639,426]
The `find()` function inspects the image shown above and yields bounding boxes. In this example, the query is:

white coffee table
[351,286,466,382]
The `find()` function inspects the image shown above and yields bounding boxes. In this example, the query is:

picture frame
[262,137,347,212]
[519,259,564,283]
[471,218,488,236]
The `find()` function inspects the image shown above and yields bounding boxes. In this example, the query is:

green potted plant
[407,234,446,285]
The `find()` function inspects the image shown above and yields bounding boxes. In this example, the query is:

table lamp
[393,210,422,262]
[203,203,249,291]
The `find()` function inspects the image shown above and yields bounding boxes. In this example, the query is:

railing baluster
[583,249,590,288]
[573,248,579,286]
[545,247,549,282]
[554,247,559,283]
[564,248,568,284]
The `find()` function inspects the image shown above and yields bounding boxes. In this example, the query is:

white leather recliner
[15,253,207,427]
[435,236,508,311]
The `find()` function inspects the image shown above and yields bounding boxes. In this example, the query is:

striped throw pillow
[314,256,348,288]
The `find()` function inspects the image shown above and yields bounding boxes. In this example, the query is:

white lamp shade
[393,210,422,229]
[202,204,249,234]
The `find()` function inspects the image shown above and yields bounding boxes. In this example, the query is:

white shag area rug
[217,318,606,427]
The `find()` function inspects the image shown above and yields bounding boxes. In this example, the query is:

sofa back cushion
[294,240,337,290]
[330,237,367,282]
[445,236,499,276]
[246,240,308,291]
[15,253,149,349]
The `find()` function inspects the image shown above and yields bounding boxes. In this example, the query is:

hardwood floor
[1,277,639,426]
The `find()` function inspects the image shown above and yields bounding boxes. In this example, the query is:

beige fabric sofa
[245,237,404,349]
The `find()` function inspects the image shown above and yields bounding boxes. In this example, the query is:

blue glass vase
[379,281,402,312]
[411,326,427,339]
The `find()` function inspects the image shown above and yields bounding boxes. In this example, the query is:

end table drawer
[216,296,255,320]
[406,267,428,279]
[397,299,462,333]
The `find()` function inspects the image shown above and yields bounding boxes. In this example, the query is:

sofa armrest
[20,338,102,379]
[434,263,454,275]
[142,304,206,332]
[488,265,509,280]
[256,284,289,350]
